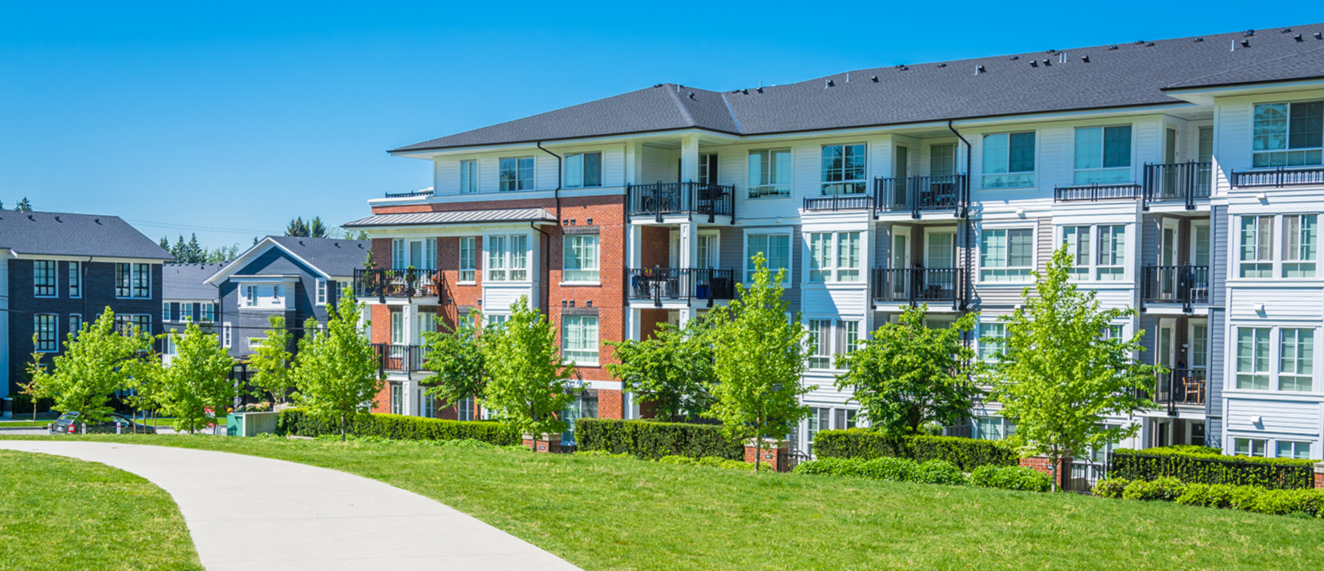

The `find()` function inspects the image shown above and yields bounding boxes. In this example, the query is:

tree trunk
[1048,450,1059,493]
[340,414,346,442]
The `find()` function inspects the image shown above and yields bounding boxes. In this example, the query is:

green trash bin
[226,413,242,437]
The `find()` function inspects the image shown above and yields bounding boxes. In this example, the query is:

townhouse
[161,263,223,365]
[350,23,1324,459]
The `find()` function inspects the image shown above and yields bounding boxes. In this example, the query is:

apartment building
[161,263,223,366]
[353,23,1324,458]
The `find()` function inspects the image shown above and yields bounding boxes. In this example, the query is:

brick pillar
[744,439,789,472]
[1315,462,1324,489]
[1019,456,1073,489]
[522,433,562,454]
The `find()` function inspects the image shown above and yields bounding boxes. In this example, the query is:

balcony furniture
[627,268,736,306]
[1183,377,1205,405]
[627,182,735,222]
[871,267,964,310]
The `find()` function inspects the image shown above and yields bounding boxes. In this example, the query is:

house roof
[343,208,557,228]
[163,263,223,300]
[206,236,370,284]
[392,23,1324,152]
[0,210,173,260]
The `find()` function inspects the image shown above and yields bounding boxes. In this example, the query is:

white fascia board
[206,237,333,285]
[8,252,168,263]
[1162,78,1324,105]
[388,128,734,160]
[366,186,624,208]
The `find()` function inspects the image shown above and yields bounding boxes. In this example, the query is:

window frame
[748,148,792,198]
[163,302,172,322]
[1072,125,1134,184]
[564,151,602,189]
[115,263,152,299]
[485,234,530,282]
[979,226,1036,283]
[459,159,478,194]
[200,302,215,323]
[1060,224,1127,281]
[1282,214,1317,278]
[562,234,600,283]
[68,314,82,340]
[1234,437,1268,458]
[1275,440,1312,460]
[1278,327,1315,392]
[498,156,535,192]
[458,237,477,283]
[315,278,328,305]
[561,315,600,366]
[807,231,862,283]
[33,260,57,298]
[223,323,233,348]
[35,314,58,352]
[744,231,792,283]
[1238,215,1275,278]
[819,143,867,196]
[1252,100,1324,168]
[981,132,1036,189]
[1234,326,1272,390]
[978,321,1007,362]
[68,261,81,298]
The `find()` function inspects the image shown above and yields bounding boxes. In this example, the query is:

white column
[680,135,700,182]
[625,141,640,186]
[628,223,643,270]
[678,221,698,269]
[629,307,642,341]
[402,379,416,417]
[404,304,418,345]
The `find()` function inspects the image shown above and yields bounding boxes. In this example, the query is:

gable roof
[0,210,173,260]
[393,23,1324,152]
[343,207,557,228]
[163,263,223,300]
[206,236,369,284]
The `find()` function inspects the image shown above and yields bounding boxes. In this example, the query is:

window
[459,237,477,282]
[68,261,81,297]
[820,144,866,195]
[163,302,172,322]
[69,314,82,339]
[1073,126,1133,184]
[565,152,602,188]
[240,284,285,308]
[563,235,600,282]
[1276,440,1312,460]
[390,310,403,344]
[485,235,528,281]
[1062,226,1091,279]
[834,408,859,430]
[115,263,151,298]
[33,260,56,297]
[808,233,830,282]
[1280,328,1314,392]
[1239,216,1274,278]
[114,314,152,336]
[1190,323,1209,370]
[1234,438,1267,458]
[1283,214,1317,278]
[807,407,830,456]
[486,314,509,329]
[696,153,718,185]
[982,132,1035,188]
[390,384,402,415]
[35,314,58,352]
[975,417,1006,441]
[459,159,478,194]
[510,235,529,280]
[562,315,599,365]
[745,233,790,282]
[392,238,437,270]
[316,279,327,305]
[930,143,957,177]
[980,228,1034,282]
[561,394,599,445]
[807,320,832,369]
[498,157,534,191]
[457,396,476,421]
[223,323,232,348]
[697,234,718,269]
[843,321,861,355]
[1236,327,1271,390]
[1096,225,1125,280]
[808,232,861,282]
[420,393,436,418]
[978,322,1006,361]
[748,148,791,198]
[487,236,507,281]
[1253,101,1323,167]
[201,303,215,323]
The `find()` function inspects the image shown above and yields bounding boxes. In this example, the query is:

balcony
[1150,368,1206,415]
[803,192,874,212]
[626,182,734,222]
[1230,166,1324,188]
[1053,183,1143,202]
[871,268,963,308]
[875,174,967,218]
[383,189,434,199]
[1140,265,1209,311]
[627,268,735,306]
[374,343,426,373]
[355,269,446,302]
[1142,162,1211,210]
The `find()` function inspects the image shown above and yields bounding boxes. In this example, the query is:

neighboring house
[349,22,1324,468]
[205,236,368,360]
[0,210,173,399]
[161,263,224,365]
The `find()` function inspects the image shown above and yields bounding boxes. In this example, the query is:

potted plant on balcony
[404,265,418,298]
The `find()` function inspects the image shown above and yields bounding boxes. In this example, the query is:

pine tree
[286,217,309,237]
[15,197,32,212]
[308,216,328,238]
[172,235,187,260]
[159,236,170,250]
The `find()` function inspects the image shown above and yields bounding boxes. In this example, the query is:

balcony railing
[355,268,446,301]
[626,182,735,222]
[1054,183,1143,202]
[803,193,874,211]
[1230,166,1324,188]
[383,189,434,199]
[1143,162,1211,210]
[875,174,968,218]
[1140,265,1209,311]
[374,343,426,373]
[627,267,735,306]
[1151,368,1207,415]
[871,267,963,308]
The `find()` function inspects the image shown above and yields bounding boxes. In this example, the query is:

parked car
[48,412,156,434]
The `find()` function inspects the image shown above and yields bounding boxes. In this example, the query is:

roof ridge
[664,84,697,127]
[1166,43,1324,89]
[720,92,744,134]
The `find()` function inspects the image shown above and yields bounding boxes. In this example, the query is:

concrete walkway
[0,441,581,571]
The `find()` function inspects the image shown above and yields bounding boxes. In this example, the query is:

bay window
[565,152,602,188]
[486,235,529,281]
[980,228,1033,282]
[749,148,791,198]
[745,233,790,282]
[1063,226,1091,279]
[1096,225,1125,280]
[498,157,534,191]
[981,132,1035,188]
[563,235,599,282]
[561,315,599,366]
[820,143,866,195]
[1073,126,1133,184]
[1283,214,1317,278]
[1252,101,1323,167]
[1239,216,1273,278]
[808,232,861,283]
[1235,327,1271,390]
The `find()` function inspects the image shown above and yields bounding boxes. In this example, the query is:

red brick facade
[1315,464,1324,489]
[743,440,790,472]
[1019,456,1073,489]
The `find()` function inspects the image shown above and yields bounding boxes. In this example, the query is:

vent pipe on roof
[54,216,61,222]
[974,65,985,75]
[845,72,850,82]
[27,214,34,221]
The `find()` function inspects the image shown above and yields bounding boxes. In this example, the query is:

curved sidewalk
[0,440,580,571]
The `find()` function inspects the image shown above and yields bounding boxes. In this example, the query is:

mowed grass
[5,435,1324,570]
[0,449,203,571]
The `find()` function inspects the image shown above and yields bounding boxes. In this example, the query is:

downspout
[536,142,563,223]
[946,120,973,316]
[531,222,552,314]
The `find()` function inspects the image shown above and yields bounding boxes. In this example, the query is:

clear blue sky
[1,2,1314,249]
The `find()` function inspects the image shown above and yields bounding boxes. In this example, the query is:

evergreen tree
[182,233,205,263]
[159,236,170,251]
[286,217,309,237]
[308,216,328,238]
[172,235,187,260]
[15,197,32,212]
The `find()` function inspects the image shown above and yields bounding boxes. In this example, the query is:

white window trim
[1251,99,1324,169]
[696,231,721,270]
[980,131,1037,189]
[562,234,601,284]
[1072,125,1135,184]
[561,315,600,367]
[200,302,215,323]
[1058,223,1129,283]
[1229,325,1318,394]
[805,231,863,284]
[458,237,477,284]
[747,148,793,199]
[484,232,532,283]
[315,278,328,306]
[819,143,868,195]
[564,151,603,189]
[115,262,152,299]
[459,159,479,194]
[498,156,536,192]
[1281,213,1318,279]
[804,318,863,371]
[743,229,793,283]
[977,224,1037,284]
[222,322,233,348]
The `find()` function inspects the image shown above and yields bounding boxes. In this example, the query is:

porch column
[628,223,643,269]
[679,134,700,182]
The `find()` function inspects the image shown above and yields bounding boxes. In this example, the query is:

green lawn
[3,435,1323,570]
[0,449,203,571]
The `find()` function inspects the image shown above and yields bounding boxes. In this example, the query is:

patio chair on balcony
[1183,377,1204,405]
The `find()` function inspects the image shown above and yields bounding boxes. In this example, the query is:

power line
[123,218,273,237]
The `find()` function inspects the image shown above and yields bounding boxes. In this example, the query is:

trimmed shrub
[857,457,921,482]
[970,465,1052,492]
[794,456,972,486]
[11,393,53,415]
[1110,447,1315,490]
[276,409,519,445]
[814,429,1017,472]
[574,418,743,460]
[1174,483,1235,509]
[914,460,966,485]
[1091,478,1130,498]
[1121,477,1185,501]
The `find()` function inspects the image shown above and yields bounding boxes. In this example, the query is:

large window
[68,261,81,298]
[980,228,1034,282]
[1073,126,1133,184]
[115,314,151,336]
[1236,327,1271,390]
[1253,101,1323,167]
[1280,328,1314,392]
[1239,216,1274,278]
[808,232,861,283]
[240,284,285,309]
[35,314,58,352]
[1276,440,1312,460]
[1063,225,1125,281]
[116,263,151,298]
[486,235,529,281]
[563,235,600,282]
[565,152,602,188]
[807,407,830,456]
[561,315,599,366]
[981,132,1035,188]
[978,322,1006,361]
[33,260,56,297]
[807,320,832,369]
[697,153,718,185]
[1234,438,1267,458]
[975,417,1009,441]
[1283,214,1317,278]
[745,233,790,282]
[498,157,534,191]
[459,159,478,194]
[457,396,476,421]
[748,148,791,198]
[392,238,437,271]
[820,144,866,195]
[459,237,477,282]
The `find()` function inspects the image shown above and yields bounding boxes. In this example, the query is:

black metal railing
[627,267,735,306]
[1152,368,1207,413]
[1140,265,1209,311]
[374,343,426,373]
[626,182,735,222]
[383,189,434,198]
[875,174,968,218]
[1054,183,1143,202]
[803,193,874,211]
[1230,166,1324,188]
[355,268,446,301]
[871,268,963,308]
[1143,162,1212,210]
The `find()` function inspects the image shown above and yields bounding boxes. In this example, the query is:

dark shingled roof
[393,23,1324,152]
[0,210,173,260]
[164,263,223,300]
[265,236,369,277]
[344,208,557,228]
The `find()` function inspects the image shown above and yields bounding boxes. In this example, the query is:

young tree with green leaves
[293,289,381,441]
[985,246,1159,491]
[32,307,153,427]
[156,323,236,434]
[421,309,488,418]
[249,315,295,404]
[704,254,813,471]
[19,349,47,424]
[836,305,978,435]
[606,318,715,421]
[481,297,577,447]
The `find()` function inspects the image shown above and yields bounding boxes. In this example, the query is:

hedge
[813,428,1018,472]
[276,409,519,445]
[574,418,743,460]
[10,394,53,415]
[1110,447,1317,490]
[1092,477,1324,518]
[969,465,1052,492]
[793,456,968,486]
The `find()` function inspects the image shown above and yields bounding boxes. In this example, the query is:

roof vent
[54,216,61,222]
[1244,29,1255,37]
[1108,45,1119,50]
[1145,42,1155,47]
[27,214,34,221]
[687,92,695,99]
[1058,52,1067,63]
[1315,32,1322,40]
[974,65,985,75]
[654,83,662,88]
[1295,34,1304,41]
[825,79,833,88]
[1241,39,1251,48]
[334,242,340,248]
[1081,55,1090,62]
[1009,55,1019,60]
[299,240,305,246]
[1281,28,1291,33]
[95,218,101,224]
[936,63,945,68]
[870,75,878,82]
[1194,37,1204,42]
[1042,59,1051,66]
[1030,60,1038,67]
[1047,49,1057,53]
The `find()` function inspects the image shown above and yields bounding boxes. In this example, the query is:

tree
[293,287,380,440]
[836,305,977,435]
[308,216,328,238]
[19,349,47,424]
[482,297,577,447]
[183,233,205,262]
[249,315,295,405]
[15,197,32,211]
[606,318,715,421]
[31,307,153,427]
[985,246,1159,491]
[156,323,235,434]
[205,244,240,263]
[159,236,170,251]
[421,309,488,417]
[286,217,309,237]
[172,235,187,260]
[704,254,813,471]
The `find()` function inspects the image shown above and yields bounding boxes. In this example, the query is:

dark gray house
[205,236,368,359]
[0,211,173,399]
[161,263,224,365]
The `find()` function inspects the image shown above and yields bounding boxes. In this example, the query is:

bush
[914,460,966,485]
[814,429,1017,472]
[970,465,1051,492]
[857,457,921,482]
[1091,478,1129,498]
[1174,483,1235,509]
[276,409,519,445]
[794,456,968,486]
[1102,478,1324,518]
[658,455,756,471]
[11,393,53,415]
[1121,477,1185,501]
[1110,447,1315,490]
[575,418,743,460]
